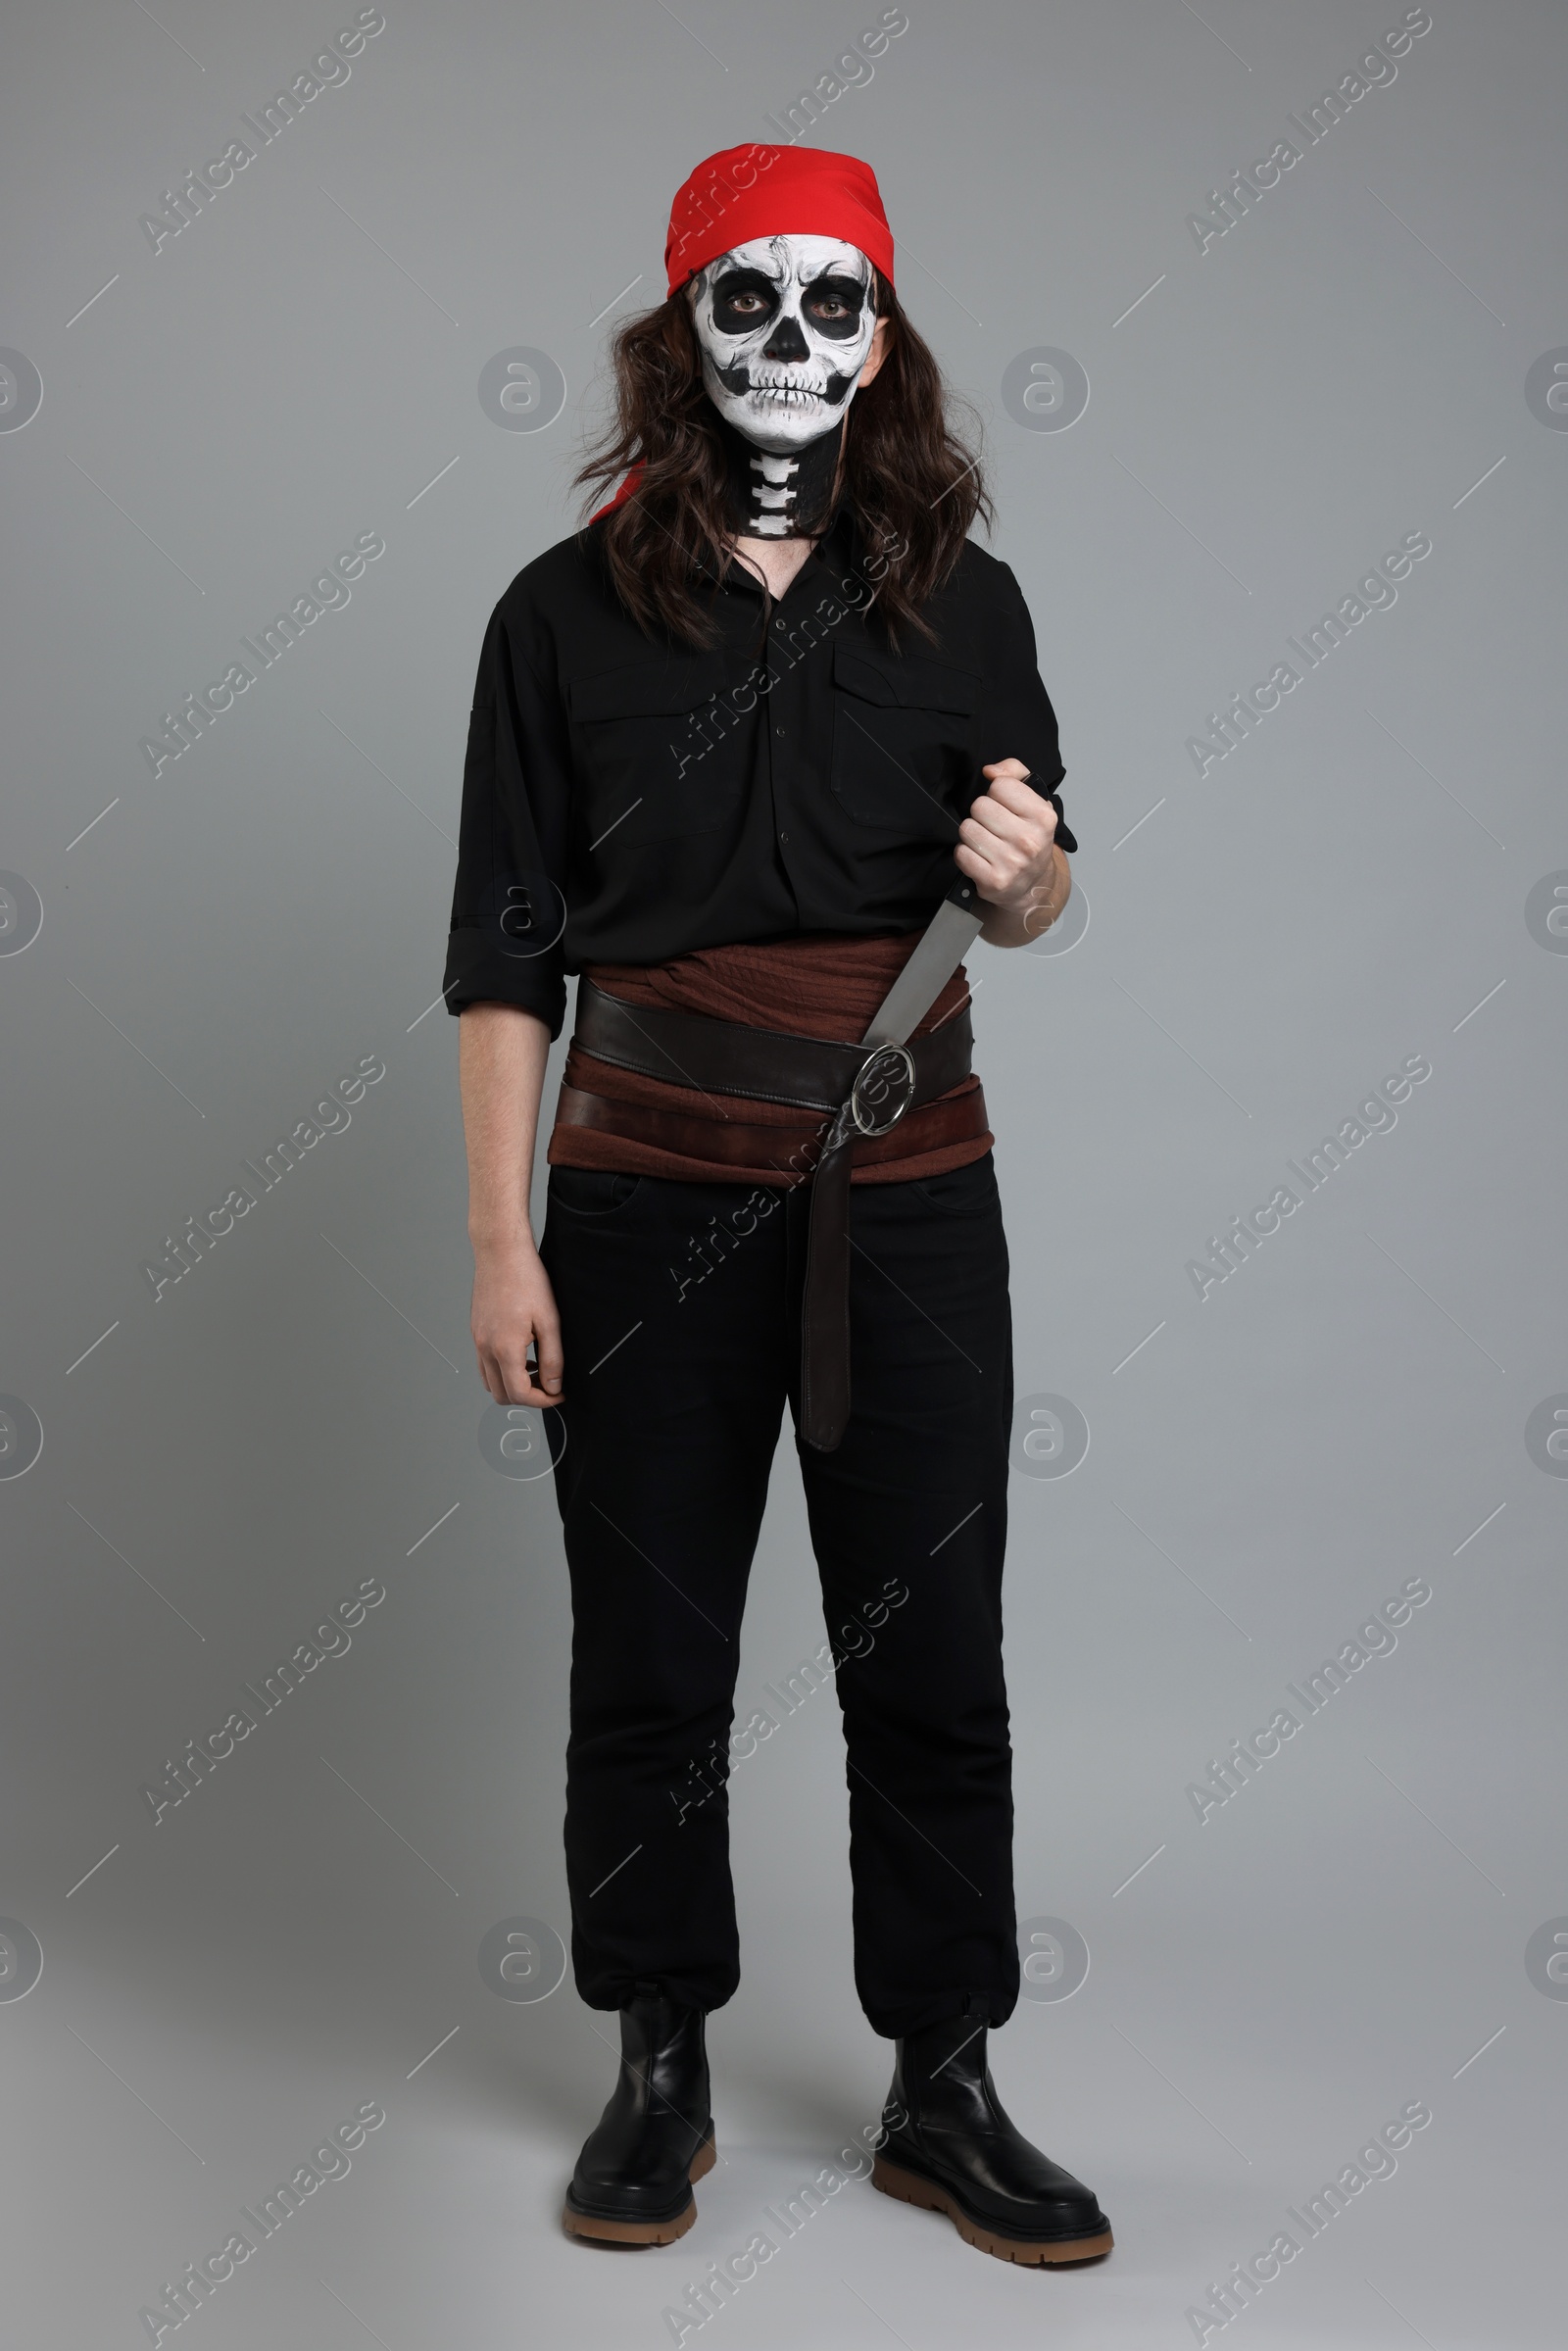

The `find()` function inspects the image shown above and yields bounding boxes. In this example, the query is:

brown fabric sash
[555,1079,989,1173]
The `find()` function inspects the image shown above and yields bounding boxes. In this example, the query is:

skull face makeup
[691,234,878,455]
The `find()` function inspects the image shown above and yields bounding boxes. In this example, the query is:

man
[443,142,1111,2269]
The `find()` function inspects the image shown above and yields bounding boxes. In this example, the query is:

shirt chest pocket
[830,643,979,833]
[568,655,749,849]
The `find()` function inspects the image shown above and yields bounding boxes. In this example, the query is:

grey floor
[7,1417,1562,2349]
[4,2,1565,2344]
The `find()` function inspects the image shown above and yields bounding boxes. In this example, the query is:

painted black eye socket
[804,279,863,316]
[710,269,781,332]
[801,276,868,340]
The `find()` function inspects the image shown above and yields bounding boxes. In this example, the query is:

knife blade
[859,874,985,1050]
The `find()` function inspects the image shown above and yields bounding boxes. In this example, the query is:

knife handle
[945,873,981,912]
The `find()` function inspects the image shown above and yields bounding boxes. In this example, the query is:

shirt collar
[721,502,861,606]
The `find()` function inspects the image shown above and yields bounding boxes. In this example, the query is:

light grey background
[2,3,1563,2344]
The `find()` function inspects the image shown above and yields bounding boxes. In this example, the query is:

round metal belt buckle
[849,1043,916,1138]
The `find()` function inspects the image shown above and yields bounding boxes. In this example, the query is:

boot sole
[563,2131,716,2246]
[871,2154,1113,2265]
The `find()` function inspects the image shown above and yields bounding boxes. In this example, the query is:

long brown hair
[573,270,991,649]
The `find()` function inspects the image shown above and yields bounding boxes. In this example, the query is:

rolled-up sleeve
[981,562,1077,853]
[442,598,572,1036]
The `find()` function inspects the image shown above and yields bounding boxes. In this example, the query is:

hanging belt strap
[568,879,989,1451]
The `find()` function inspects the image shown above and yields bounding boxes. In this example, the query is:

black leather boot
[563,1982,715,2246]
[872,2007,1112,2265]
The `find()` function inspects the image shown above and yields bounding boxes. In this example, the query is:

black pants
[539,1150,1019,2041]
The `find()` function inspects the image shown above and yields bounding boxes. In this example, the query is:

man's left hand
[956,759,1067,945]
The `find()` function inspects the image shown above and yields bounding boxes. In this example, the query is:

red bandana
[663,144,895,295]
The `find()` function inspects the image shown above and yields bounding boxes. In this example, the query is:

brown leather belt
[557,981,981,1450]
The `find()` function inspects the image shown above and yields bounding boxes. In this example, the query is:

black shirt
[442,505,1075,1039]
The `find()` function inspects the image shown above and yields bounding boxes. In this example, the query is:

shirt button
[774,723,785,737]
[779,830,789,845]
